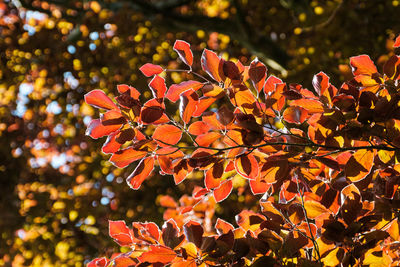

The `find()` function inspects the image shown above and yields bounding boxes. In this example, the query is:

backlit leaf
[152,124,182,147]
[149,75,167,99]
[174,40,193,67]
[349,55,378,76]
[201,49,221,82]
[109,147,148,168]
[180,89,199,124]
[166,81,203,102]
[344,149,374,182]
[213,179,233,202]
[183,220,204,248]
[126,157,154,190]
[86,119,121,139]
[139,245,176,264]
[304,200,329,219]
[283,106,308,124]
[85,89,118,110]
[249,58,267,92]
[394,34,400,48]
[140,63,164,77]
[235,154,259,179]
[215,218,235,235]
[188,121,210,135]
[109,220,133,246]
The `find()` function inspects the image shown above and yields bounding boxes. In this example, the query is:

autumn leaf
[139,245,176,264]
[108,220,133,246]
[344,149,374,182]
[213,179,233,202]
[201,49,221,82]
[349,55,378,76]
[234,154,259,180]
[174,40,193,67]
[152,124,182,147]
[126,157,155,190]
[140,63,164,77]
[85,89,118,110]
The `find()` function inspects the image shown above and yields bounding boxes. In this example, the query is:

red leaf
[127,157,155,190]
[349,55,378,76]
[183,220,204,248]
[234,154,259,180]
[201,49,222,82]
[149,75,167,99]
[215,218,234,234]
[213,179,233,202]
[344,149,374,182]
[188,121,210,135]
[140,63,164,77]
[283,106,308,124]
[192,97,216,117]
[101,109,126,126]
[249,58,267,92]
[102,131,122,154]
[141,98,165,124]
[394,34,400,48]
[86,119,121,139]
[205,160,224,189]
[264,75,283,94]
[249,176,272,195]
[117,84,141,99]
[85,89,118,110]
[152,124,182,147]
[290,99,324,113]
[195,132,221,147]
[159,195,178,208]
[166,80,203,102]
[173,159,192,184]
[173,40,194,67]
[139,245,176,264]
[87,257,109,267]
[109,147,148,168]
[312,71,330,96]
[109,220,133,246]
[180,89,199,124]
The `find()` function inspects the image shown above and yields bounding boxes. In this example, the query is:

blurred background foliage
[0,0,399,266]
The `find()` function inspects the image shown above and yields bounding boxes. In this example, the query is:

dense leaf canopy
[1,0,400,266]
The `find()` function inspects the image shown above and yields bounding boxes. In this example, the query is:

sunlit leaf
[152,124,182,147]
[166,81,203,102]
[174,40,193,67]
[149,75,167,99]
[349,55,378,76]
[234,154,259,180]
[126,157,155,190]
[213,179,233,202]
[109,147,148,168]
[139,245,176,264]
[344,149,374,182]
[201,49,221,82]
[140,63,164,77]
[85,89,118,110]
[108,220,133,246]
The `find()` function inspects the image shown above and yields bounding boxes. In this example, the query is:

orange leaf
[102,130,122,154]
[140,63,164,77]
[140,98,165,124]
[180,89,199,124]
[213,179,233,202]
[283,106,308,124]
[234,154,259,180]
[195,132,221,146]
[304,200,329,219]
[139,245,176,264]
[204,160,224,189]
[201,49,221,82]
[344,149,374,182]
[108,220,133,246]
[109,147,148,168]
[215,218,234,234]
[174,40,193,67]
[395,34,400,48]
[117,84,141,99]
[127,157,155,190]
[166,80,203,102]
[290,98,324,113]
[192,97,216,117]
[149,75,167,99]
[173,159,192,184]
[159,195,178,208]
[188,121,210,135]
[264,75,283,94]
[85,89,118,110]
[152,124,182,147]
[249,58,267,92]
[349,55,378,76]
[249,175,272,195]
[86,119,121,139]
